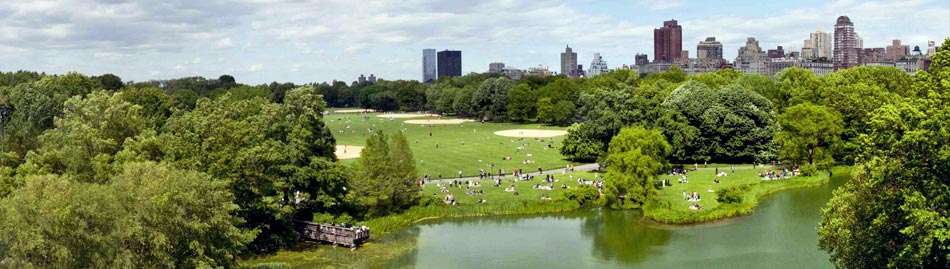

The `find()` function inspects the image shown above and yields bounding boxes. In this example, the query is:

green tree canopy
[776,103,843,166]
[603,126,670,209]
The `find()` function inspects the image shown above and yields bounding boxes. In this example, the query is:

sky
[0,0,947,85]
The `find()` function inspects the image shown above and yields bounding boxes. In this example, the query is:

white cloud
[248,64,263,72]
[215,37,235,49]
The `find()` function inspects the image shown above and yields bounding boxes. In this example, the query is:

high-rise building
[560,45,579,77]
[803,29,832,60]
[588,53,609,77]
[422,49,437,83]
[928,41,938,55]
[697,37,723,60]
[886,40,909,61]
[437,50,462,78]
[736,37,767,74]
[653,19,683,63]
[489,62,506,73]
[358,74,366,84]
[834,16,858,70]
[368,74,377,83]
[767,46,786,59]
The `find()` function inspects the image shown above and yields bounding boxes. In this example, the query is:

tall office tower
[358,74,366,84]
[422,49,437,83]
[653,19,683,63]
[928,41,937,55]
[437,50,462,78]
[368,74,377,83]
[561,45,578,77]
[587,53,609,77]
[802,29,832,60]
[697,37,723,60]
[489,62,506,73]
[735,37,767,74]
[886,40,909,61]
[834,16,858,70]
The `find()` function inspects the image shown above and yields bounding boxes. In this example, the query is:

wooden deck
[294,220,370,248]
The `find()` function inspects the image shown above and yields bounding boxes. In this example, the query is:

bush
[716,185,749,204]
[800,165,818,176]
[563,185,600,206]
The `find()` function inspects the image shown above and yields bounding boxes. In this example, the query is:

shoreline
[642,171,831,225]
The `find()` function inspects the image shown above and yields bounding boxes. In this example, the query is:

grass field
[324,111,580,178]
[644,166,829,224]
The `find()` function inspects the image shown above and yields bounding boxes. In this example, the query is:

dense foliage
[818,39,950,269]
[602,126,670,209]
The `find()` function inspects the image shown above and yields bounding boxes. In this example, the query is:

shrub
[716,185,749,204]
[564,185,600,206]
[800,165,818,176]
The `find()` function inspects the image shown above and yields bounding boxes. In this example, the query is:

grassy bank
[644,167,830,224]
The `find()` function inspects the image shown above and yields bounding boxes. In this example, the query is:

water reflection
[580,209,671,265]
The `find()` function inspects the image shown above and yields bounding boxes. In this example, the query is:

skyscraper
[587,53,608,77]
[422,49,437,83]
[560,45,578,77]
[834,16,858,70]
[437,50,462,78]
[802,29,832,60]
[653,19,683,63]
[697,37,723,60]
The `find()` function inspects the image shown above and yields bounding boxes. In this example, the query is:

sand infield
[376,113,437,119]
[334,109,375,113]
[334,145,364,159]
[404,119,474,125]
[493,129,568,138]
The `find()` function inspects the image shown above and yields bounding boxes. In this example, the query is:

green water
[379,173,849,268]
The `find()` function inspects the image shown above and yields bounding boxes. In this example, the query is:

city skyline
[0,0,947,84]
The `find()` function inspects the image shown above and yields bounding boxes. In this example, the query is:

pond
[376,172,849,268]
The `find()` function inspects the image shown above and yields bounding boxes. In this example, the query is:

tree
[161,87,340,253]
[603,126,670,209]
[471,77,514,121]
[662,81,777,163]
[0,162,253,268]
[775,103,843,166]
[536,97,554,124]
[94,73,124,91]
[348,130,420,217]
[818,38,950,269]
[506,83,536,121]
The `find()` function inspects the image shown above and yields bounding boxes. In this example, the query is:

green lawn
[325,111,580,178]
[645,167,829,223]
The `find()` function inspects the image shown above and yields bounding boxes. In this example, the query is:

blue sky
[0,0,947,85]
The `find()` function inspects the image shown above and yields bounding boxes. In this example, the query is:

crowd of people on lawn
[431,167,604,206]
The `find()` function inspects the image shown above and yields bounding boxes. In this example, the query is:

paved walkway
[427,163,774,183]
